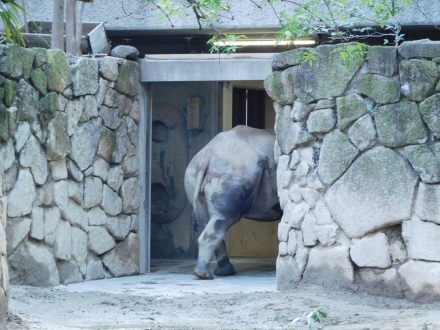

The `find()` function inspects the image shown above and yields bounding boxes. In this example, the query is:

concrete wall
[150,81,219,259]
[0,160,7,329]
[0,44,141,286]
[21,1,440,31]
[265,40,440,302]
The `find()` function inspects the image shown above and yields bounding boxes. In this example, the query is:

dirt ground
[5,259,440,330]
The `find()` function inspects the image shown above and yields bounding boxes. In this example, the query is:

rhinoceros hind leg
[194,261,213,280]
[214,240,236,276]
[214,259,236,276]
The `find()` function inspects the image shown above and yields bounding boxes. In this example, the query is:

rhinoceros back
[184,125,281,224]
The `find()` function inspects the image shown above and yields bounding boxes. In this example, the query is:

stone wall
[0,158,7,329]
[265,40,440,302]
[0,44,140,286]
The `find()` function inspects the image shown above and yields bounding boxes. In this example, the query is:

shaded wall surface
[150,82,219,259]
[265,40,440,302]
[0,160,7,328]
[0,44,141,286]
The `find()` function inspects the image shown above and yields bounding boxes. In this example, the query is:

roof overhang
[139,53,274,82]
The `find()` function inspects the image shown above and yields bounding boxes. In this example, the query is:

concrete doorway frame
[137,53,274,273]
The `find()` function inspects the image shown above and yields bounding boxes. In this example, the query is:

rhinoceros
[184,125,282,280]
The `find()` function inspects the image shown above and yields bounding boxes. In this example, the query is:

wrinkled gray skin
[184,125,282,280]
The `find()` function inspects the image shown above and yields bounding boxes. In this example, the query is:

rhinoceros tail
[191,148,210,232]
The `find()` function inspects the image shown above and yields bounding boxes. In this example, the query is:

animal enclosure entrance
[139,55,279,274]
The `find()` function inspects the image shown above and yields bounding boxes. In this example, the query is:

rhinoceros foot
[194,263,214,280]
[214,259,236,276]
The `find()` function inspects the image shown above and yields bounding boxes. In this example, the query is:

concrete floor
[56,258,277,297]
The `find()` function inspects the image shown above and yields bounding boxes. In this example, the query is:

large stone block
[34,177,53,206]
[80,95,98,122]
[290,100,314,122]
[350,233,391,268]
[306,109,335,133]
[7,169,36,217]
[93,158,109,181]
[30,207,44,241]
[336,94,367,131]
[88,225,116,255]
[0,44,22,78]
[325,147,417,238]
[66,98,85,136]
[99,57,119,81]
[21,47,34,80]
[317,129,359,186]
[6,217,31,256]
[87,207,108,226]
[106,214,131,241]
[303,246,353,289]
[399,39,440,59]
[63,200,88,231]
[271,48,310,71]
[85,253,105,280]
[402,218,440,262]
[276,255,302,290]
[275,106,314,155]
[121,178,139,214]
[97,127,116,162]
[129,99,140,124]
[0,139,15,171]
[399,59,437,102]
[375,101,428,148]
[284,43,364,100]
[404,143,440,183]
[398,260,440,302]
[19,134,48,185]
[102,232,139,277]
[358,268,403,298]
[264,71,296,105]
[365,46,397,76]
[114,60,140,97]
[33,47,48,68]
[103,88,120,108]
[354,74,400,105]
[419,94,440,140]
[111,121,130,163]
[57,260,83,285]
[17,79,39,122]
[83,176,103,209]
[107,165,123,192]
[71,58,99,96]
[69,118,102,171]
[95,77,109,106]
[53,180,68,214]
[45,112,71,161]
[44,207,61,246]
[415,182,440,224]
[47,49,72,93]
[53,220,72,261]
[125,116,138,147]
[101,184,122,216]
[66,158,84,182]
[8,240,59,286]
[13,122,30,154]
[31,68,48,96]
[347,114,377,152]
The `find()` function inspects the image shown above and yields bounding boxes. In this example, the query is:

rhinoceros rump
[184,125,282,279]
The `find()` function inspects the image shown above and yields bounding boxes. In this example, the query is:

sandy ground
[6,259,440,330]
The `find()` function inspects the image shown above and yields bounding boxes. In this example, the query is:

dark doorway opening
[232,88,266,129]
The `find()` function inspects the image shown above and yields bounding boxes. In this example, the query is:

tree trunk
[75,1,85,55]
[65,0,77,54]
[51,0,65,50]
